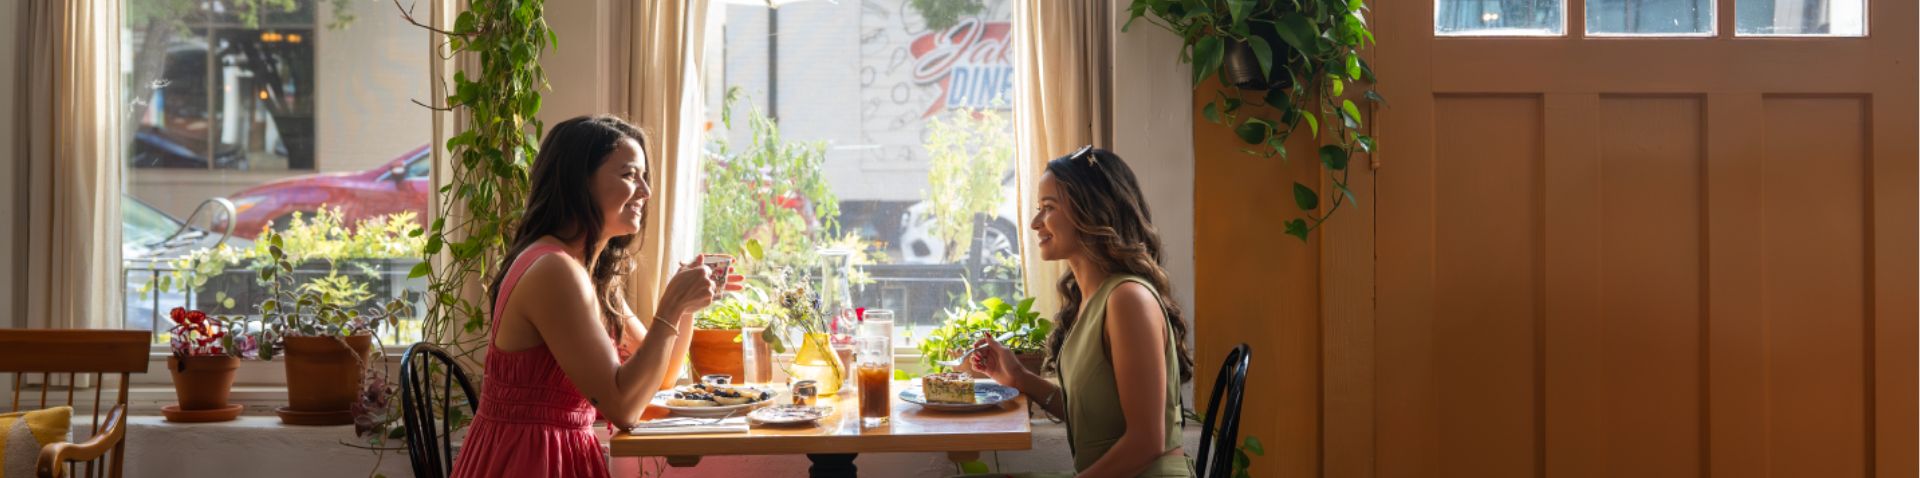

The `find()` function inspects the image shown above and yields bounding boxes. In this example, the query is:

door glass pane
[1437,0,1566,36]
[1587,0,1715,35]
[1737,0,1866,36]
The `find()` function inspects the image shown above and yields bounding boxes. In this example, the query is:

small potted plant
[253,229,413,426]
[690,284,777,381]
[920,296,1051,378]
[162,306,257,422]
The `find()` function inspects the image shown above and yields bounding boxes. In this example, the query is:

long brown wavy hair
[1041,147,1195,383]
[488,115,651,341]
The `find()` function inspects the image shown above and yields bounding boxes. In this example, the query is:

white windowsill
[85,351,936,416]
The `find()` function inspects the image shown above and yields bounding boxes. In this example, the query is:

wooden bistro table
[610,380,1032,477]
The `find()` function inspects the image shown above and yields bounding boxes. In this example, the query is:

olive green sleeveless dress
[1052,274,1193,477]
[954,274,1192,478]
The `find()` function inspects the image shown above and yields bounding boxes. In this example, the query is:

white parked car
[896,199,1021,265]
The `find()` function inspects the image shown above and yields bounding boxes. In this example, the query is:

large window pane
[1737,0,1865,36]
[1437,0,1566,36]
[690,0,1023,346]
[1587,0,1714,35]
[121,0,430,346]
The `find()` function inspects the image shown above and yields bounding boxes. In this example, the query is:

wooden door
[1369,0,1916,477]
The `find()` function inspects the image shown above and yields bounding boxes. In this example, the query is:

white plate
[651,387,777,417]
[748,405,831,426]
[899,381,1020,412]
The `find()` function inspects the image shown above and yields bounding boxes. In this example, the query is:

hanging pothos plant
[1126,0,1381,241]
[336,2,549,474]
[395,0,553,358]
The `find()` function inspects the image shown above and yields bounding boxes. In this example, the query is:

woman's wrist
[648,315,681,336]
[1014,369,1052,395]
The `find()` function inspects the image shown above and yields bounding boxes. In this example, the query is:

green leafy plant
[141,208,424,318]
[1234,435,1266,478]
[756,272,837,355]
[252,228,414,355]
[1126,0,1380,241]
[692,238,792,335]
[366,0,552,470]
[917,295,1050,374]
[1181,408,1267,477]
[701,88,843,276]
[700,85,900,357]
[924,108,1015,263]
[399,0,552,358]
[694,280,781,332]
[908,0,986,31]
[296,272,376,310]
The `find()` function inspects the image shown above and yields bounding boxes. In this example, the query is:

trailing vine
[395,0,553,363]
[1127,0,1381,241]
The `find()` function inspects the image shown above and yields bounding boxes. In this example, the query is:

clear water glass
[859,309,895,346]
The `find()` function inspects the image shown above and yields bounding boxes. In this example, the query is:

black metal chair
[1194,343,1251,478]
[399,342,480,478]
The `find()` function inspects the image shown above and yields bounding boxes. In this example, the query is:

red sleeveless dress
[450,244,612,478]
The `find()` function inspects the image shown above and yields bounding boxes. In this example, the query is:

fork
[935,344,986,368]
[935,331,1018,368]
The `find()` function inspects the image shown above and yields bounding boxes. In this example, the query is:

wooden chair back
[0,330,151,478]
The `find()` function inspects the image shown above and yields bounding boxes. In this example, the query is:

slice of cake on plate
[922,372,976,404]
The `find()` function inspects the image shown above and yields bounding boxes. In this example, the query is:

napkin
[625,416,751,436]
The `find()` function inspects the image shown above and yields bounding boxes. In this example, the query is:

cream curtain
[15,0,123,330]
[1013,0,1112,316]
[423,0,491,360]
[618,0,710,321]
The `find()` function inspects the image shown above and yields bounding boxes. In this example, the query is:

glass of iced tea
[855,336,892,427]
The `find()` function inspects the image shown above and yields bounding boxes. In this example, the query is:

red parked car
[220,146,431,239]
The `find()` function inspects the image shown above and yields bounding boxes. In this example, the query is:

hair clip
[1072,145,1096,164]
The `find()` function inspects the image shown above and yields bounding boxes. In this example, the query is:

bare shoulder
[510,253,595,310]
[1105,280,1159,312]
[1105,281,1166,326]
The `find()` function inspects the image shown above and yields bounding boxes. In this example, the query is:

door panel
[1433,95,1546,478]
[1593,95,1706,478]
[1760,95,1870,478]
[1371,1,1915,477]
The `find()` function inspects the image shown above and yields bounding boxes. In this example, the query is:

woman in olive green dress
[970,146,1197,478]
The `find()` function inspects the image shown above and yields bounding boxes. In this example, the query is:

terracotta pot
[1015,351,1048,376]
[695,328,775,380]
[689,329,745,379]
[281,335,373,422]
[168,355,240,410]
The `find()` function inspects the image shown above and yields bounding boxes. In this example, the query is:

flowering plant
[252,228,413,360]
[763,277,832,354]
[166,307,258,365]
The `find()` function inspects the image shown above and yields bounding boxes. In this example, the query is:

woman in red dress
[451,115,741,477]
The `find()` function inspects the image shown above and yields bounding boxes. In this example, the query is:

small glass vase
[791,332,845,396]
[816,247,859,340]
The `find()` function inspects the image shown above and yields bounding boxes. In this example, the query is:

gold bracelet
[650,316,680,336]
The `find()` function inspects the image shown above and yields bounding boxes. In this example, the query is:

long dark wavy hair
[488,115,651,341]
[1041,147,1195,383]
